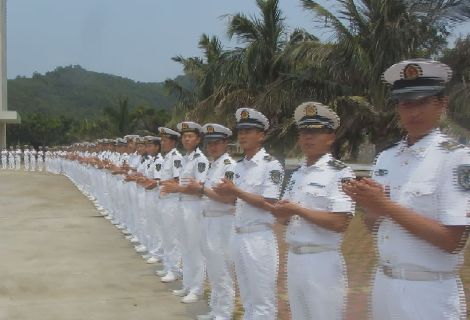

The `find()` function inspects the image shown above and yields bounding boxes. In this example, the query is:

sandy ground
[0,169,209,320]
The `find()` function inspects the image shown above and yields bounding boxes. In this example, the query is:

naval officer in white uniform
[214,108,284,320]
[343,59,470,320]
[272,102,355,320]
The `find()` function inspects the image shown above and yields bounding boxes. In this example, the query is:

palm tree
[164,34,225,124]
[166,0,470,159]
[294,0,470,153]
[225,0,287,89]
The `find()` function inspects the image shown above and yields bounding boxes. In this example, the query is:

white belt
[381,265,456,281]
[202,210,233,218]
[235,224,272,234]
[159,193,178,200]
[289,244,335,255]
[180,195,200,201]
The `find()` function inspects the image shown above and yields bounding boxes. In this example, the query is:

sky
[6,0,470,83]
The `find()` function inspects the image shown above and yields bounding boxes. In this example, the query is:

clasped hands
[341,178,389,216]
[212,177,390,219]
[212,179,299,219]
[159,178,203,195]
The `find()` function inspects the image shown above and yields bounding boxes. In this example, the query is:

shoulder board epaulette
[263,155,274,161]
[224,158,232,165]
[440,140,464,152]
[237,158,243,163]
[292,166,301,172]
[194,153,200,158]
[382,141,400,152]
[328,159,347,170]
[172,151,176,156]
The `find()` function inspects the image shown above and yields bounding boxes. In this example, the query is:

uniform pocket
[305,185,328,197]
[304,185,329,209]
[405,181,437,197]
[401,180,438,216]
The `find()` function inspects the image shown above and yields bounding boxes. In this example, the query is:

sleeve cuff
[329,201,355,215]
[438,213,470,226]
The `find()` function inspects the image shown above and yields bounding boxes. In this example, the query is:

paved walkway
[0,170,208,320]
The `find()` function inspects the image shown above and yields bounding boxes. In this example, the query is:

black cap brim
[236,123,265,130]
[392,88,444,102]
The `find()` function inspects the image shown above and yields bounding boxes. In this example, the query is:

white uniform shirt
[233,148,284,228]
[179,148,209,201]
[128,152,141,169]
[150,153,164,180]
[284,153,355,249]
[160,148,183,198]
[135,154,148,174]
[203,153,236,213]
[1,149,7,158]
[109,152,126,166]
[119,153,130,167]
[372,129,470,272]
[136,153,160,178]
[97,151,105,161]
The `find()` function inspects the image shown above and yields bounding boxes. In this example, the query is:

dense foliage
[6,65,175,146]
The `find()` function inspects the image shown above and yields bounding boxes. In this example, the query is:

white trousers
[15,156,21,170]
[179,200,206,295]
[232,229,278,320]
[372,269,466,320]
[37,159,44,171]
[145,189,163,258]
[160,196,181,274]
[287,250,346,320]
[134,185,147,242]
[202,214,235,320]
[30,158,36,171]
[24,158,30,171]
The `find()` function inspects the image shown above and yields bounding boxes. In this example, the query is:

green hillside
[8,65,176,118]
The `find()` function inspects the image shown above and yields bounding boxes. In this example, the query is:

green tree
[288,0,470,155]
[441,35,470,131]
[167,0,470,160]
[167,0,293,159]
[130,105,171,133]
[103,97,134,136]
[7,112,74,147]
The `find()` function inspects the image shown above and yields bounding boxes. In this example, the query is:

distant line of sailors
[0,146,48,171]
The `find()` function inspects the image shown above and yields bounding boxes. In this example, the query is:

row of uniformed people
[50,59,469,320]
[1,146,22,170]
[55,105,349,320]
[0,146,46,171]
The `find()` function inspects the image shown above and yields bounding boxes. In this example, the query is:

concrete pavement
[0,170,209,320]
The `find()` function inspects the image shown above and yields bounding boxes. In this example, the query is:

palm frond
[300,0,353,41]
